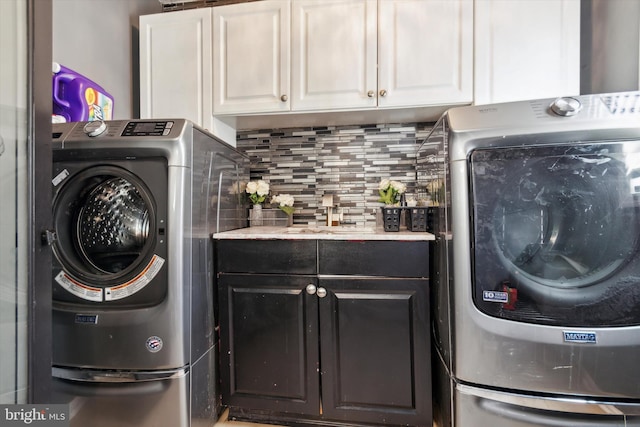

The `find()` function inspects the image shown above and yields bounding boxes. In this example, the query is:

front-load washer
[419,92,640,427]
[50,119,249,427]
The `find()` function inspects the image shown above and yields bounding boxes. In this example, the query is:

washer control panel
[53,119,187,143]
[600,92,640,115]
[122,121,174,137]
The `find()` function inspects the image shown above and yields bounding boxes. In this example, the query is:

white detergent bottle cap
[52,62,61,73]
[52,114,67,124]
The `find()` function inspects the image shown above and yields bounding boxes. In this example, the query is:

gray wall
[52,0,161,119]
[581,0,640,94]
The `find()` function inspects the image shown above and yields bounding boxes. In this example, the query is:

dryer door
[471,141,640,327]
[52,163,167,305]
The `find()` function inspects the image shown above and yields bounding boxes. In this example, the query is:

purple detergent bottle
[52,62,114,122]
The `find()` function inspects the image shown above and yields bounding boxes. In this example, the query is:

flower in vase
[246,180,270,205]
[271,194,295,216]
[378,178,406,206]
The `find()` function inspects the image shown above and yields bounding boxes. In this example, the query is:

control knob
[83,120,107,137]
[550,97,582,117]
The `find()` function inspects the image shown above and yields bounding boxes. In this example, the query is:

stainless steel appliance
[419,92,640,426]
[50,119,249,427]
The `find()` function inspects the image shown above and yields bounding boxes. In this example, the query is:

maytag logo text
[563,331,597,344]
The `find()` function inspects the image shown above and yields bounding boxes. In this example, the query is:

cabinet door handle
[280,94,288,102]
[379,89,387,97]
[367,90,375,98]
[306,284,317,295]
[316,287,327,298]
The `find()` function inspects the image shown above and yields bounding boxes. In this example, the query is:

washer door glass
[471,142,640,327]
[53,166,156,285]
[77,176,149,273]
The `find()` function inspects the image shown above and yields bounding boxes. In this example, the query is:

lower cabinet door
[219,274,320,415]
[318,277,432,427]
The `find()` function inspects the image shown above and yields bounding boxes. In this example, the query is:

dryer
[420,92,640,427]
[50,119,249,427]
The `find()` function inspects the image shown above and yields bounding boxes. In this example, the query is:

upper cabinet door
[474,0,580,105]
[291,0,377,111]
[378,0,473,108]
[140,9,212,126]
[213,0,291,114]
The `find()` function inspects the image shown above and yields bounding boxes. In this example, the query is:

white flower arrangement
[271,194,295,216]
[246,180,270,205]
[378,178,406,206]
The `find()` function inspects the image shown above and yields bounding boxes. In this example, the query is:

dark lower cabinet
[218,274,320,415]
[319,277,431,426]
[217,239,431,427]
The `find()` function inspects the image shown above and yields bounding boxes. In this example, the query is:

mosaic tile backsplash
[236,122,434,227]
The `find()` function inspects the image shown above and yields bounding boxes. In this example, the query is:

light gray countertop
[213,225,435,241]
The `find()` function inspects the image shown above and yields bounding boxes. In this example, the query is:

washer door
[471,142,640,326]
[52,165,165,304]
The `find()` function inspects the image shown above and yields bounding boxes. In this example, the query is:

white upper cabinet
[291,0,473,112]
[140,9,213,127]
[140,8,236,144]
[139,0,584,125]
[213,0,291,114]
[474,0,580,105]
[378,0,473,108]
[291,0,378,111]
[140,0,477,129]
